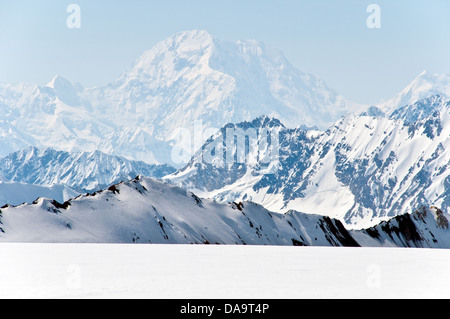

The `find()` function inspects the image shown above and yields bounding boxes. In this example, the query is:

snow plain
[1,244,449,299]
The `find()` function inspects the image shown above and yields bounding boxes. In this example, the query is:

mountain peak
[235,116,286,130]
[389,94,450,123]
[43,75,83,106]
[161,29,216,53]
[378,70,450,114]
[45,75,81,91]
[171,29,215,42]
[417,69,431,78]
[118,30,217,84]
[45,75,67,88]
[141,29,215,57]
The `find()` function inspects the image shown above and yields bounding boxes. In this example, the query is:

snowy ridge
[0,147,175,192]
[352,206,450,248]
[390,94,450,123]
[0,176,358,246]
[1,176,449,248]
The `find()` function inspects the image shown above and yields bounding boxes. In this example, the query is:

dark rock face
[355,206,450,248]
[435,208,449,229]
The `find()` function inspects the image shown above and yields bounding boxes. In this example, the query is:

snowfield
[0,244,449,299]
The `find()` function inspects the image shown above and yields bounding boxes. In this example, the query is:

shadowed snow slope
[1,176,449,248]
[0,176,358,246]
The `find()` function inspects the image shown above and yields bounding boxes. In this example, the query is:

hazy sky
[0,0,449,105]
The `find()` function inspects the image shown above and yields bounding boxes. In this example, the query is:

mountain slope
[1,176,448,248]
[0,176,359,246]
[0,78,114,159]
[0,147,175,192]
[352,206,450,248]
[166,115,318,204]
[390,94,450,123]
[167,96,450,229]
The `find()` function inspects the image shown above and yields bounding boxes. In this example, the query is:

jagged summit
[45,75,80,90]
[0,175,448,248]
[0,176,360,246]
[390,94,450,123]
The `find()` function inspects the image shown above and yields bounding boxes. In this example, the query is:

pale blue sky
[0,0,449,104]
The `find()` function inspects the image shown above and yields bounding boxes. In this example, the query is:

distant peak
[45,75,70,89]
[411,70,450,85]
[174,29,214,39]
[166,29,215,47]
[418,69,431,77]
[411,69,435,83]
[45,75,83,91]
[229,116,286,130]
[129,30,216,73]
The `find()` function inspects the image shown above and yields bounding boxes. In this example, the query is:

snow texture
[1,244,450,299]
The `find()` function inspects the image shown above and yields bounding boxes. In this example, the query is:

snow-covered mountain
[377,70,450,115]
[390,94,450,123]
[167,95,450,229]
[0,78,113,159]
[0,176,359,246]
[92,30,358,137]
[0,182,78,207]
[0,147,175,193]
[2,29,450,235]
[0,30,360,165]
[1,176,448,248]
[166,115,317,203]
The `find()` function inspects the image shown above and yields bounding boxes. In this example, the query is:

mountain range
[0,147,175,193]
[167,95,450,229]
[0,30,449,243]
[0,176,448,248]
[0,30,362,165]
